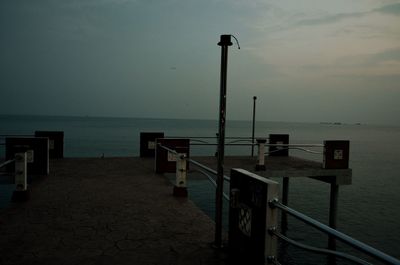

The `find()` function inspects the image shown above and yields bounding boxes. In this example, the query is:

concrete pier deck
[0,157,227,265]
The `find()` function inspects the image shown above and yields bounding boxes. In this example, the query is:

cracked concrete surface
[0,157,227,265]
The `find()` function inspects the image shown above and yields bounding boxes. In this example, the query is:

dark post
[215,34,232,247]
[329,182,339,250]
[251,96,257,156]
[328,182,339,265]
[281,177,289,235]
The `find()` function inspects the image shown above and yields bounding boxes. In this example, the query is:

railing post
[173,153,188,197]
[265,193,279,264]
[255,138,266,171]
[12,152,29,202]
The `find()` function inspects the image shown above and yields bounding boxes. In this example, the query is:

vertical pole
[328,181,339,265]
[12,152,29,202]
[251,96,257,157]
[265,181,279,263]
[173,154,188,197]
[281,177,289,235]
[255,139,266,171]
[215,34,232,247]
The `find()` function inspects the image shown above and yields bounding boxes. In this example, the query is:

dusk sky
[1,0,399,125]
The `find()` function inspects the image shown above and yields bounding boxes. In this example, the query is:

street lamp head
[218,35,233,46]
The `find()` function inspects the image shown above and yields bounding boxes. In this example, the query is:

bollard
[255,138,266,171]
[173,153,188,197]
[12,152,29,202]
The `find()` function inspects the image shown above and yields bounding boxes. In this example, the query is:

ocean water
[1,115,399,264]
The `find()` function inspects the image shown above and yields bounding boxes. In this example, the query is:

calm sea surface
[1,115,399,264]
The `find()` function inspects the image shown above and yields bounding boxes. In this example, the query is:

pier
[1,131,400,265]
[0,157,227,265]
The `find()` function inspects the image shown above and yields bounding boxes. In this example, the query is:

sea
[1,114,399,265]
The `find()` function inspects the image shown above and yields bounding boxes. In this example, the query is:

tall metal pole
[215,34,232,247]
[251,96,257,156]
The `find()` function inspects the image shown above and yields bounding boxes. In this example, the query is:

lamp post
[251,96,257,156]
[215,34,232,247]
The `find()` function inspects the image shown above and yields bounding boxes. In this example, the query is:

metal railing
[153,142,396,265]
[157,143,231,201]
[265,144,324,155]
[269,199,400,265]
[0,134,33,137]
[164,136,326,159]
[166,136,257,147]
[0,159,15,169]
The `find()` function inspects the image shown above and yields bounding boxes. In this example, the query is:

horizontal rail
[190,168,230,201]
[289,147,323,154]
[190,143,323,148]
[157,144,183,157]
[189,139,210,144]
[270,229,372,265]
[0,159,15,169]
[166,136,261,140]
[270,200,400,265]
[0,134,33,137]
[190,143,255,146]
[226,139,253,144]
[187,158,230,182]
[266,147,323,155]
[266,143,324,147]
[158,143,231,182]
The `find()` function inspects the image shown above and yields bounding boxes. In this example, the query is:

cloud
[365,47,400,64]
[295,2,400,27]
[296,12,366,26]
[374,2,400,16]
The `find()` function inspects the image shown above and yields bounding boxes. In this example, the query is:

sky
[1,0,399,125]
